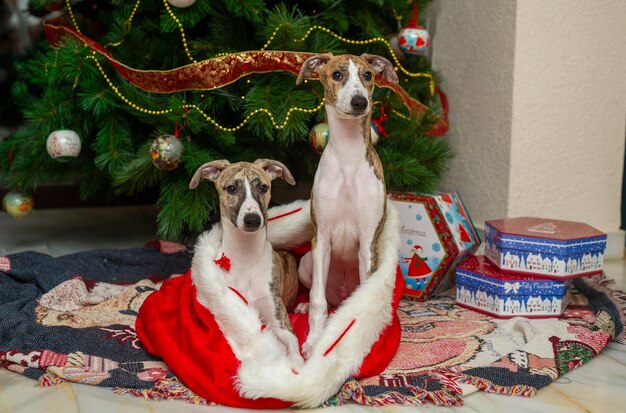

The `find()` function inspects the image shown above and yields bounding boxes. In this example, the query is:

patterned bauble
[167,0,195,7]
[309,122,330,155]
[150,135,184,171]
[398,25,430,56]
[2,192,34,219]
[46,129,81,162]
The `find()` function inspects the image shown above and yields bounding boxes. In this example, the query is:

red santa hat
[136,200,402,408]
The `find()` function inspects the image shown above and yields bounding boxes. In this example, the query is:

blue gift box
[455,255,570,318]
[484,217,606,280]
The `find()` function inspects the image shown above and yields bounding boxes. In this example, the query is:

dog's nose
[243,213,261,230]
[350,95,368,112]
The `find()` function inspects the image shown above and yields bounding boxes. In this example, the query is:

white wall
[431,0,518,226]
[432,0,626,257]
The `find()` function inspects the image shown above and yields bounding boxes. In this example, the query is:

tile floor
[1,206,625,413]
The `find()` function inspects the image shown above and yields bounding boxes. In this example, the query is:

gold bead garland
[64,0,82,34]
[106,0,142,48]
[162,0,197,63]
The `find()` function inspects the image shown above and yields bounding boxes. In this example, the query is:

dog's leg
[358,213,385,281]
[294,252,312,314]
[272,305,305,367]
[256,294,304,366]
[303,235,331,358]
[297,252,313,288]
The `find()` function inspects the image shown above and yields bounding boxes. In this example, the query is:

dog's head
[296,53,398,119]
[189,159,295,233]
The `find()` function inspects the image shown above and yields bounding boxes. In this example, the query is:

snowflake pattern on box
[455,256,570,318]
[484,218,606,279]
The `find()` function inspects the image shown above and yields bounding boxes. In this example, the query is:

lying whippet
[189,159,303,365]
[296,53,399,357]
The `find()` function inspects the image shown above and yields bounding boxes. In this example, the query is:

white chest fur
[219,220,275,308]
[312,113,386,261]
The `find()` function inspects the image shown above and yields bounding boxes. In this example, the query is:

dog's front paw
[301,329,323,359]
[294,302,309,314]
[301,339,315,360]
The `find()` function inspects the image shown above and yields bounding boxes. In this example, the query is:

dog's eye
[363,71,372,81]
[331,71,343,81]
[258,184,268,193]
[226,185,237,194]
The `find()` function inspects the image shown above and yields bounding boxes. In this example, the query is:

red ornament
[398,3,430,56]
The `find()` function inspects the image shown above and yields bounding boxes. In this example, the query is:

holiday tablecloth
[0,247,624,407]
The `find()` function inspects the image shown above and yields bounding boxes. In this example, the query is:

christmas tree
[0,0,452,240]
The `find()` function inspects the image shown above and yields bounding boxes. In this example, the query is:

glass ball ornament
[46,129,82,162]
[2,192,34,219]
[309,122,330,155]
[167,0,195,7]
[150,135,184,171]
[398,25,430,56]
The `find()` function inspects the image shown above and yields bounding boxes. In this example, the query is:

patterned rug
[1,247,624,407]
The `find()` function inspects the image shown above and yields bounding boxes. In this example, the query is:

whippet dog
[296,53,399,357]
[189,159,303,365]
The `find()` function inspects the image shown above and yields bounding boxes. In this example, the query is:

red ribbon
[42,22,448,135]
[409,2,419,28]
[323,319,356,357]
[268,207,303,222]
[214,253,231,272]
[371,104,389,138]
[173,108,190,138]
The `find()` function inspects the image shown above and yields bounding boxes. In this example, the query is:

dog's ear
[254,159,296,186]
[360,54,398,84]
[189,160,231,189]
[296,53,332,85]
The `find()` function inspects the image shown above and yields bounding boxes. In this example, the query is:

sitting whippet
[296,53,399,357]
[189,159,303,365]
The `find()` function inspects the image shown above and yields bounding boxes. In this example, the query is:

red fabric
[136,272,292,409]
[136,268,403,408]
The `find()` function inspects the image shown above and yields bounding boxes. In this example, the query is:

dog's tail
[235,202,401,407]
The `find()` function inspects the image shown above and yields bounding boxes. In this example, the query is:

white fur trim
[191,200,400,408]
[267,199,314,249]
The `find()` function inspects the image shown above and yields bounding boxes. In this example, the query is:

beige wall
[431,0,518,226]
[432,0,626,257]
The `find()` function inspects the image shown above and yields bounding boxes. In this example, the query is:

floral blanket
[0,247,624,406]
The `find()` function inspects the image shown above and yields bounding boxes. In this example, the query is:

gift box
[455,255,570,318]
[484,217,607,280]
[389,192,480,300]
